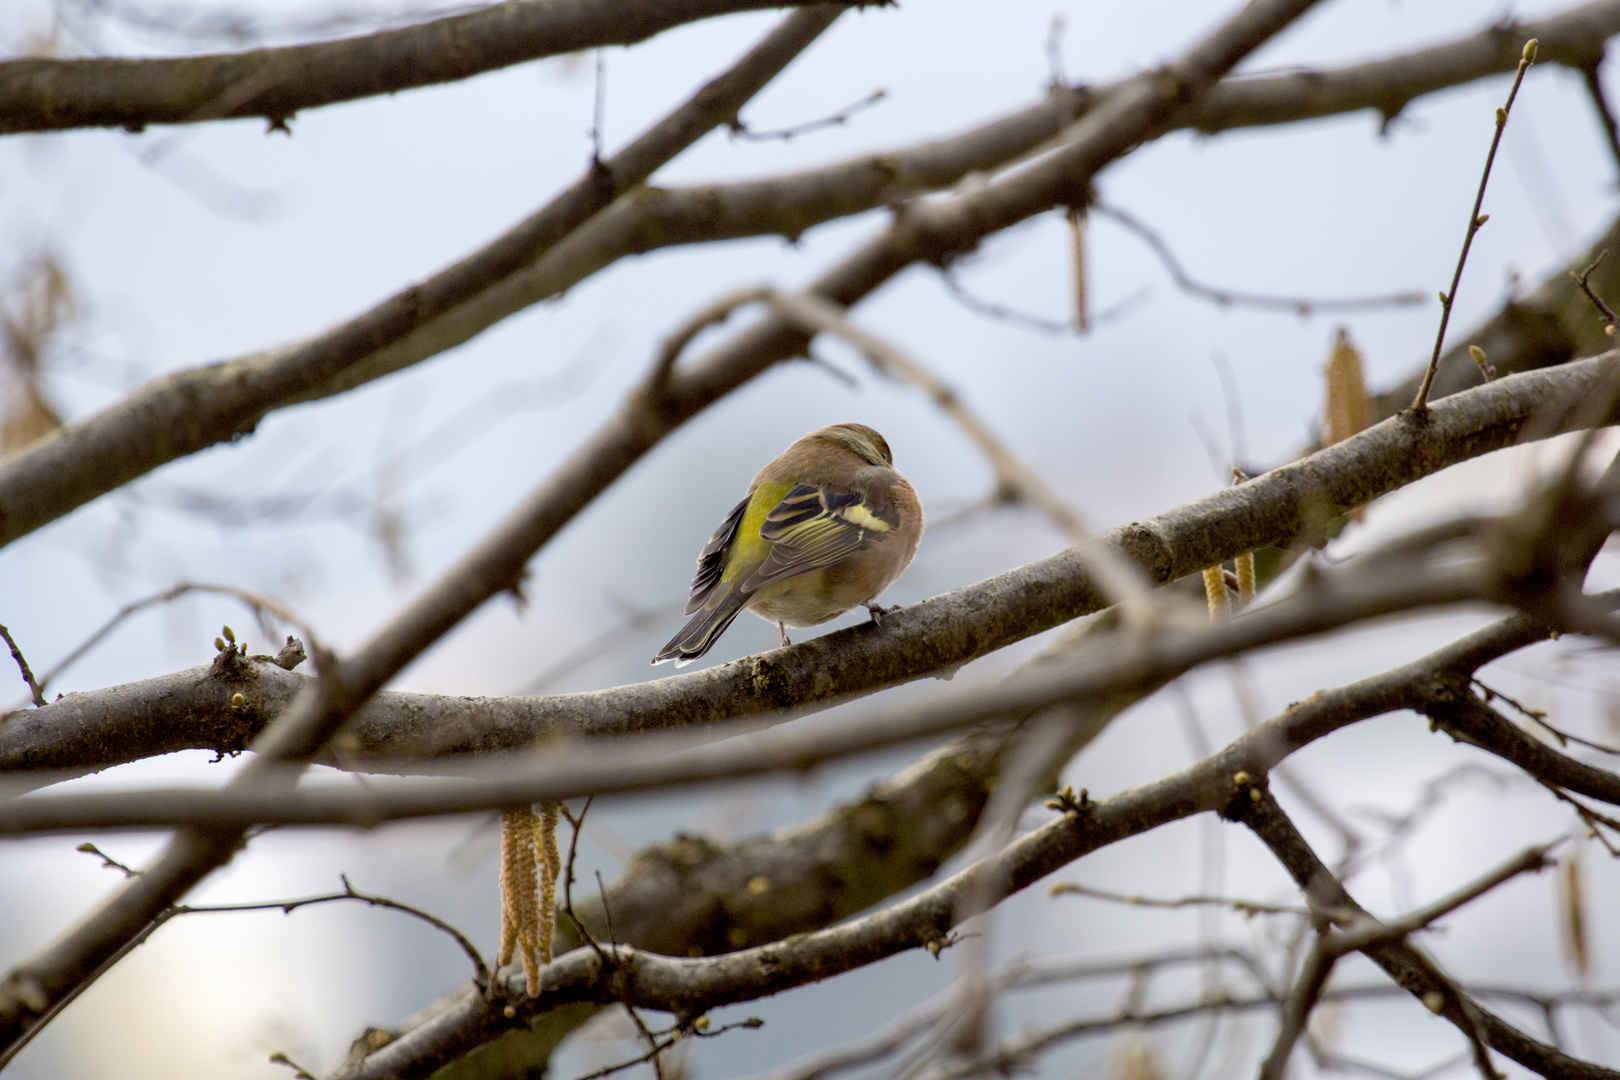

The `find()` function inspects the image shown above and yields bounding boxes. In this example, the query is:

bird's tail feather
[652,592,750,666]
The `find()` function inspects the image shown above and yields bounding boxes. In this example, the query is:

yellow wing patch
[742,484,895,591]
[836,502,892,532]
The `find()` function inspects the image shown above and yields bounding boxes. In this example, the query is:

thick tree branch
[328,586,1593,1078]
[0,542,1493,833]
[1184,1,1613,134]
[320,0,1620,403]
[4,1,1616,548]
[16,465,1617,836]
[0,0,837,135]
[5,350,1619,779]
[334,601,1601,1080]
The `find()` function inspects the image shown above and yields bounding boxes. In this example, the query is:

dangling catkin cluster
[537,800,562,967]
[1234,550,1256,605]
[497,803,563,996]
[1323,327,1368,447]
[1200,565,1230,623]
[1323,327,1370,523]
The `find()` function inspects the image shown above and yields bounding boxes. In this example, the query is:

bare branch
[0,5,845,548]
[7,350,1620,779]
[1183,5,1608,134]
[1572,249,1620,334]
[0,623,45,709]
[1413,39,1538,412]
[19,470,1620,837]
[328,594,1593,1077]
[4,3,1617,548]
[1582,59,1620,173]
[1260,842,1558,1078]
[730,88,886,141]
[0,874,487,1072]
[17,580,318,707]
[1427,676,1620,809]
[1048,881,1307,918]
[1091,201,1425,315]
[0,0,838,134]
[0,9,847,1057]
[0,533,1495,833]
[1234,788,1612,1080]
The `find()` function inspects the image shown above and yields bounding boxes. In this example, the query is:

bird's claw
[864,603,898,627]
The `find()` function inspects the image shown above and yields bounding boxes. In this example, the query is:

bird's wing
[742,483,896,591]
[685,495,751,614]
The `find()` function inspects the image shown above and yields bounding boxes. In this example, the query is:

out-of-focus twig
[731,88,886,141]
[1092,201,1425,315]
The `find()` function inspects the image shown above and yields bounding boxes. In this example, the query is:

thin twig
[1261,933,1338,1080]
[731,89,886,141]
[590,49,607,163]
[560,797,608,963]
[1235,790,1586,1080]
[267,1050,318,1078]
[1582,62,1620,174]
[1571,249,1619,334]
[0,623,45,708]
[572,1023,682,1080]
[1413,39,1539,412]
[938,264,1148,334]
[1091,201,1425,315]
[26,581,321,700]
[74,842,140,878]
[1048,881,1307,918]
[0,875,487,1071]
[1474,678,1620,756]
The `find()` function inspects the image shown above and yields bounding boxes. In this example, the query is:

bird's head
[812,423,893,467]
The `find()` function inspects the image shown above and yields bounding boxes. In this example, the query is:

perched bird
[653,423,923,666]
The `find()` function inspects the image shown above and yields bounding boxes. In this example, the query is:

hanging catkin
[537,801,563,965]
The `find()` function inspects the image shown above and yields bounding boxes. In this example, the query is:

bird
[652,423,923,666]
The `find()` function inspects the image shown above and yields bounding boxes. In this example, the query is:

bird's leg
[778,622,792,647]
[864,602,898,627]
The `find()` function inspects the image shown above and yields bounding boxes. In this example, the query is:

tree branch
[328,585,1592,1078]
[0,0,837,134]
[1260,842,1557,1079]
[1234,790,1615,1079]
[0,3,845,548]
[0,8,847,1057]
[5,349,1619,780]
[4,0,1615,548]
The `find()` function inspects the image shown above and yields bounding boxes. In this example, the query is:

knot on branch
[270,636,307,671]
[745,656,793,709]
[339,1026,398,1072]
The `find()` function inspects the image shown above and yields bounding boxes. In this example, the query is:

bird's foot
[864,602,899,627]
[778,622,792,647]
